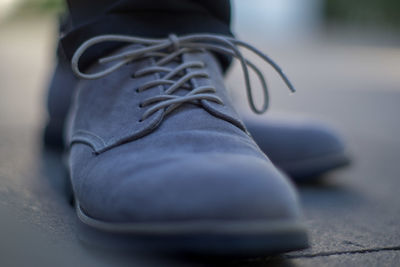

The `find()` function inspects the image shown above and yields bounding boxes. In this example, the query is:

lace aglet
[284,77,296,93]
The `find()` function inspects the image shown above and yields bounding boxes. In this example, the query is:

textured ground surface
[0,16,399,266]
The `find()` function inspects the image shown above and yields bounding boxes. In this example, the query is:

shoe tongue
[68,45,246,154]
[159,55,187,97]
[182,51,246,131]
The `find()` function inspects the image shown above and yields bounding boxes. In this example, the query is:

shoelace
[71,34,295,120]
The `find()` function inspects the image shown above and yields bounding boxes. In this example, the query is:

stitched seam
[74,130,106,145]
[72,130,107,152]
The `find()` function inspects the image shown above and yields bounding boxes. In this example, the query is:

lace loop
[71,34,295,115]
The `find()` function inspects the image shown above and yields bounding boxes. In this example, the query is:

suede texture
[66,46,300,223]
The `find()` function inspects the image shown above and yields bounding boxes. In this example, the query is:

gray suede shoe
[65,34,308,255]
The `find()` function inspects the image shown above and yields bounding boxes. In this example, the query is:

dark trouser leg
[61,0,232,67]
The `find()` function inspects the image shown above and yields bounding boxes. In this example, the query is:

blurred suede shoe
[62,34,308,255]
[44,49,349,182]
[245,116,350,181]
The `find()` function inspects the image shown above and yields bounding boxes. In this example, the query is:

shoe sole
[276,151,351,182]
[75,201,309,256]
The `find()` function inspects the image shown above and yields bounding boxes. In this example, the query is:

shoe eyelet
[138,103,143,108]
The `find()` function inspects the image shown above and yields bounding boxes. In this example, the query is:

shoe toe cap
[78,152,300,224]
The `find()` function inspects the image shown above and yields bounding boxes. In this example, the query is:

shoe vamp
[79,104,268,180]
[69,101,278,223]
[67,47,247,154]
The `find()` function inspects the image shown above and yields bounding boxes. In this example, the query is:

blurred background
[0,0,399,266]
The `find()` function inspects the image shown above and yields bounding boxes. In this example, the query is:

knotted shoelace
[71,34,295,121]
